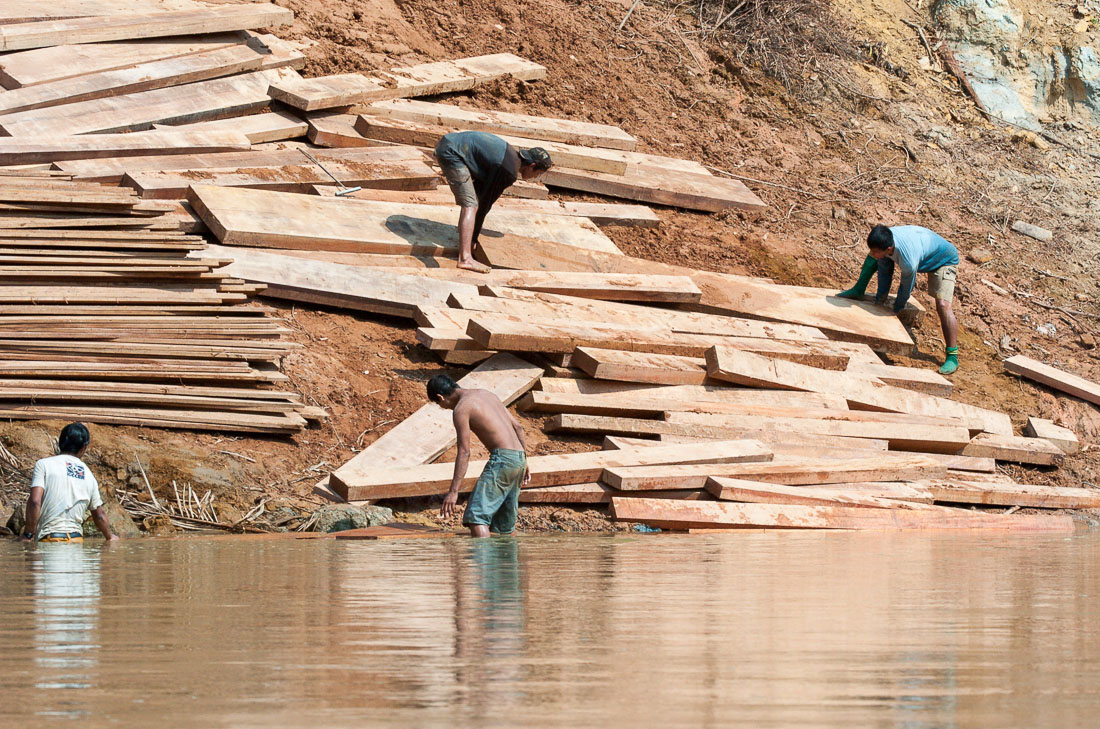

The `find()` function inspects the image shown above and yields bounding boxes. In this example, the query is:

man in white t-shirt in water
[20,423,117,543]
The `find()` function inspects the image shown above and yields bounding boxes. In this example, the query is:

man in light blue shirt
[838,225,960,374]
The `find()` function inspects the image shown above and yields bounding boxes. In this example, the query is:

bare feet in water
[457,258,491,273]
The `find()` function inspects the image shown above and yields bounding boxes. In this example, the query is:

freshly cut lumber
[704,478,930,509]
[268,73,388,111]
[1024,417,1079,455]
[465,317,854,365]
[125,158,438,198]
[523,388,850,415]
[329,439,773,500]
[665,411,970,453]
[362,99,637,150]
[846,362,954,397]
[0,131,251,166]
[0,359,284,383]
[541,165,764,212]
[315,186,661,226]
[1004,355,1100,408]
[0,33,252,88]
[203,244,477,318]
[306,112,381,147]
[318,353,542,500]
[927,480,1100,509]
[404,270,701,303]
[188,185,619,254]
[54,145,425,184]
[357,116,705,175]
[0,68,299,137]
[153,111,307,144]
[919,453,997,473]
[610,497,1075,532]
[961,433,1066,466]
[270,53,546,110]
[706,346,1013,436]
[600,455,947,490]
[535,378,848,407]
[550,414,886,451]
[451,290,826,341]
[570,348,741,386]
[0,45,268,115]
[0,5,292,52]
[518,483,705,504]
[0,405,304,434]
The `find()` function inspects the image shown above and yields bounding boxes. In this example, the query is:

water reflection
[31,544,101,717]
[0,532,1097,728]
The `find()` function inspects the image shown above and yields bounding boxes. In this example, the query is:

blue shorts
[463,449,526,534]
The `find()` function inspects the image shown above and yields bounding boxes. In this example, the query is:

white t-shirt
[31,454,102,538]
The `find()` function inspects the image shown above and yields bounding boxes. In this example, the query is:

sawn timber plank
[330,439,774,501]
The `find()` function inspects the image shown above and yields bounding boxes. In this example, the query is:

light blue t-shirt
[876,226,959,312]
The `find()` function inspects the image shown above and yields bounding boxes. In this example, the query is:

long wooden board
[124,158,438,198]
[362,99,637,150]
[152,111,307,144]
[329,439,773,500]
[0,44,268,115]
[450,289,826,340]
[187,184,620,254]
[398,270,701,303]
[53,145,425,184]
[610,497,1075,531]
[664,411,971,453]
[0,68,299,137]
[0,5,293,52]
[845,362,954,397]
[523,388,850,415]
[0,131,251,166]
[600,455,947,490]
[541,164,764,212]
[960,433,1066,466]
[201,244,477,318]
[465,317,854,365]
[549,414,887,451]
[0,32,251,88]
[315,185,661,226]
[1004,354,1100,407]
[518,483,705,504]
[927,480,1100,509]
[706,346,1013,435]
[269,53,546,110]
[704,478,930,509]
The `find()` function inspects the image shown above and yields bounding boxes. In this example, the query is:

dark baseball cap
[520,147,553,170]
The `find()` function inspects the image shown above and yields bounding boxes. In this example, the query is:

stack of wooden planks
[0,172,314,434]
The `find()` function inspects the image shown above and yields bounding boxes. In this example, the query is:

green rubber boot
[836,256,877,299]
[939,346,959,375]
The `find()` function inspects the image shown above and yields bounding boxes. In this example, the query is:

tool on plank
[299,149,362,196]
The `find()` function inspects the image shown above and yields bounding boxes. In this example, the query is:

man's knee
[935,298,952,313]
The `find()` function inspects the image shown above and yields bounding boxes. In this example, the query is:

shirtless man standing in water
[427,374,529,537]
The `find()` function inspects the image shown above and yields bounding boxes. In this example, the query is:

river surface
[1,531,1098,728]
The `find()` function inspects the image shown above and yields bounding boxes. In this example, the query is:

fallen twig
[617,0,643,32]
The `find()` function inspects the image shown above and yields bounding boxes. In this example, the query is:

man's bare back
[453,389,523,452]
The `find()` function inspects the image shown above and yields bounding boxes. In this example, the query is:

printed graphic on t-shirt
[66,462,85,479]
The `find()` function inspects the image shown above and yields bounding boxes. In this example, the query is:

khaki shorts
[927,264,958,301]
[438,159,478,208]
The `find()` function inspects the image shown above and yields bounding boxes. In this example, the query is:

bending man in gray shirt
[434,131,552,273]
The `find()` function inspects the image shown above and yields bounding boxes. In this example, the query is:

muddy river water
[1,531,1098,727]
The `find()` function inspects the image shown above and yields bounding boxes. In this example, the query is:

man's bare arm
[90,506,118,541]
[21,486,43,540]
[442,407,472,517]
